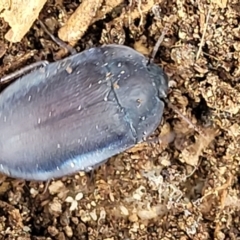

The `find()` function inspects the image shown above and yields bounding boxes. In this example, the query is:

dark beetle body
[0,44,168,181]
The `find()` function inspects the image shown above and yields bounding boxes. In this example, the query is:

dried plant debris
[0,0,240,239]
[200,74,240,115]
[178,128,217,167]
[58,0,155,44]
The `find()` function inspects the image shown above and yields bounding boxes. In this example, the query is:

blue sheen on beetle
[0,44,168,181]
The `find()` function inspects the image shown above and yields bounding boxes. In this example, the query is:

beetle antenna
[164,98,206,137]
[0,61,49,84]
[38,19,77,55]
[149,27,167,63]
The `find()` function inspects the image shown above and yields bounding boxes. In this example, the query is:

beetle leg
[38,19,77,56]
[0,60,49,84]
[146,131,176,145]
[41,180,51,195]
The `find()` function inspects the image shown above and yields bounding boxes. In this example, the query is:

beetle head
[147,62,169,100]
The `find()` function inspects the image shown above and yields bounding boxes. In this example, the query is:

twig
[137,0,143,26]
[196,4,211,60]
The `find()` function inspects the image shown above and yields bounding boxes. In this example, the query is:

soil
[0,0,240,239]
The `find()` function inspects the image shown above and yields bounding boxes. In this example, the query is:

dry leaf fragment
[0,0,47,42]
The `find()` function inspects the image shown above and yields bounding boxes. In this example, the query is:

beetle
[0,42,169,181]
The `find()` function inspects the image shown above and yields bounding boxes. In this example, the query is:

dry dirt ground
[0,0,240,239]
